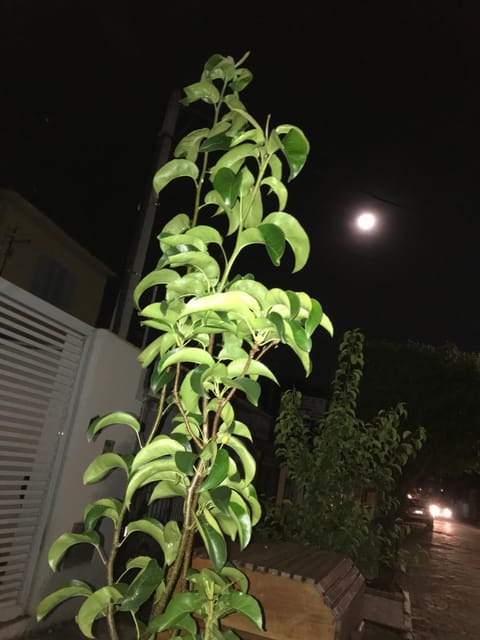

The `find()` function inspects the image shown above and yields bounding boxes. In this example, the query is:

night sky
[2,1,479,390]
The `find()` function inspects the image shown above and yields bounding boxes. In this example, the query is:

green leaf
[261,176,288,210]
[276,124,310,181]
[258,223,286,266]
[262,212,310,272]
[83,453,129,484]
[287,319,312,352]
[83,498,122,530]
[134,269,180,309]
[37,580,92,621]
[229,491,252,549]
[223,590,263,630]
[124,518,165,551]
[149,478,187,502]
[158,347,215,373]
[199,132,232,152]
[221,565,249,593]
[305,298,323,337]
[225,377,261,406]
[153,159,199,194]
[48,532,100,572]
[222,435,256,485]
[125,460,180,506]
[227,358,278,384]
[148,591,203,633]
[175,451,197,475]
[267,311,286,342]
[241,483,262,526]
[209,486,232,514]
[174,127,209,161]
[183,291,260,316]
[196,511,227,571]
[118,558,164,612]
[199,448,229,493]
[87,411,141,442]
[150,365,175,395]
[213,167,242,206]
[210,143,258,178]
[320,311,334,337]
[182,80,220,105]
[164,520,182,566]
[76,586,125,639]
[131,435,185,472]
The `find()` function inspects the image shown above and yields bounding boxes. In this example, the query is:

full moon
[356,212,376,231]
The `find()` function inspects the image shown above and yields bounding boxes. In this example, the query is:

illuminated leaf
[83,453,129,484]
[153,159,199,194]
[37,580,92,621]
[87,411,140,442]
[48,532,100,572]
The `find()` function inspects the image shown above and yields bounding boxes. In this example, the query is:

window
[30,254,76,312]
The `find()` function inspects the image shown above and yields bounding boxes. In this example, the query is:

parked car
[403,495,434,531]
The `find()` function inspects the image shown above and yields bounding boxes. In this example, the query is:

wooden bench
[193,540,365,640]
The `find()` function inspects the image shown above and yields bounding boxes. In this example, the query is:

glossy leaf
[83,498,122,531]
[164,520,182,566]
[267,311,286,342]
[131,435,185,472]
[87,411,141,442]
[150,365,175,395]
[262,212,310,272]
[124,518,165,550]
[213,167,242,206]
[199,132,232,152]
[125,460,180,506]
[258,223,286,266]
[227,358,278,384]
[149,478,187,502]
[37,580,92,621]
[148,591,203,632]
[210,143,258,178]
[320,311,334,337]
[183,291,261,315]
[158,347,215,373]
[182,80,220,105]
[134,269,180,309]
[199,448,229,492]
[209,486,232,514]
[83,453,129,485]
[241,483,262,526]
[174,127,209,161]
[48,531,100,572]
[76,586,125,639]
[229,491,252,549]
[225,377,261,406]
[153,159,199,194]
[287,319,312,352]
[175,451,197,475]
[118,558,164,612]
[223,590,263,630]
[223,435,256,485]
[221,565,249,592]
[196,511,227,571]
[276,124,310,181]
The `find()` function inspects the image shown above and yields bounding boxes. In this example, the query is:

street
[401,518,480,639]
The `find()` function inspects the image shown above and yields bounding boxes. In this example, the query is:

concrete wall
[0,190,113,325]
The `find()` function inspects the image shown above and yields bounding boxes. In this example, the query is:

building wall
[0,190,113,325]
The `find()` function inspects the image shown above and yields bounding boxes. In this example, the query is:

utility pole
[112,89,181,340]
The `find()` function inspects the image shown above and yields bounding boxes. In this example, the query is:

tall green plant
[266,329,425,579]
[36,53,332,640]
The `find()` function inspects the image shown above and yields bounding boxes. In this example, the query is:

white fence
[0,277,93,622]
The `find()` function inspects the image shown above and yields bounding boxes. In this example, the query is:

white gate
[0,278,92,621]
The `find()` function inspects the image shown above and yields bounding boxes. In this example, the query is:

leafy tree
[36,53,332,640]
[264,329,425,579]
[358,340,480,481]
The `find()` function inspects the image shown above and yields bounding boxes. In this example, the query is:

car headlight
[429,503,440,517]
[442,507,452,519]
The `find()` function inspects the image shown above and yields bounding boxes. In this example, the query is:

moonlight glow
[356,212,376,231]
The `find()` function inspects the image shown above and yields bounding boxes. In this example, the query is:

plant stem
[106,503,128,640]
